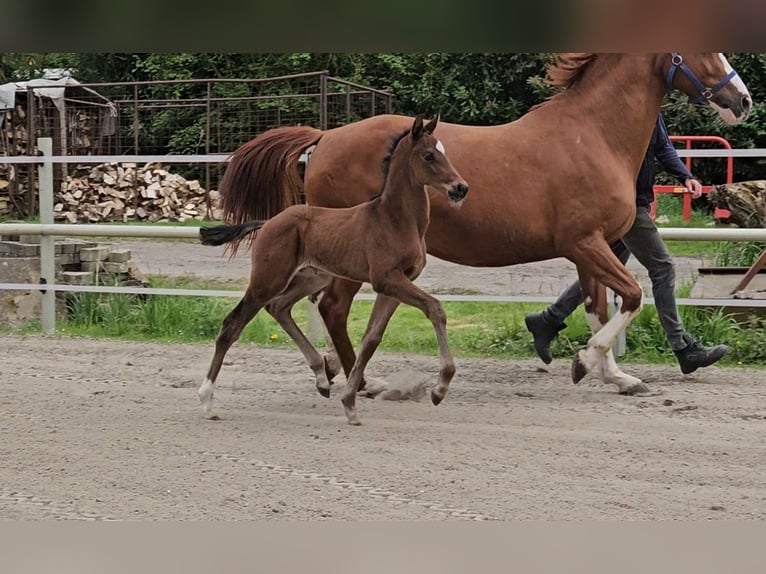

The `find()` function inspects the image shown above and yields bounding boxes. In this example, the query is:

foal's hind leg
[265,277,336,399]
[570,234,647,394]
[318,278,368,387]
[199,293,262,419]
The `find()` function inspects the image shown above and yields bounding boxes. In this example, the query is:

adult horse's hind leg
[570,233,647,394]
[577,271,648,396]
[198,292,262,419]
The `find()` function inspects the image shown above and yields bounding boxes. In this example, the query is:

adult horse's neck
[378,141,430,232]
[551,54,667,171]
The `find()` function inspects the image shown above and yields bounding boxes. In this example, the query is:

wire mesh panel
[0,73,393,220]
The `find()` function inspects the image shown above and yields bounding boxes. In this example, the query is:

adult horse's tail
[220,126,324,226]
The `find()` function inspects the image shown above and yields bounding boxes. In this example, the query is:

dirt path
[112,238,710,297]
[2,333,764,520]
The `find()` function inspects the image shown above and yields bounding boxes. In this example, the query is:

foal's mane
[530,53,598,111]
[370,127,413,201]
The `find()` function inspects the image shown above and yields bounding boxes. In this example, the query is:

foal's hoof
[571,354,588,384]
[323,355,341,383]
[431,390,444,406]
[316,385,331,399]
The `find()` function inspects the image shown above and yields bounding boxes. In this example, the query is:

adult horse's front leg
[575,272,649,396]
[570,235,648,395]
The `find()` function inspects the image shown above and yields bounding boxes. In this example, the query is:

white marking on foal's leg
[198,378,216,419]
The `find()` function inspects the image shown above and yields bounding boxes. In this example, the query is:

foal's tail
[220,126,324,226]
[199,221,266,247]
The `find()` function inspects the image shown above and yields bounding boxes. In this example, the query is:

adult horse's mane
[530,53,598,111]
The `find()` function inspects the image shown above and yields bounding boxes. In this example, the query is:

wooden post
[730,248,766,294]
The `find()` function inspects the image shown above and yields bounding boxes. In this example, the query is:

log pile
[54,162,222,223]
[708,180,766,228]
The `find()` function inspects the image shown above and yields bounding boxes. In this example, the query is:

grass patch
[11,274,756,370]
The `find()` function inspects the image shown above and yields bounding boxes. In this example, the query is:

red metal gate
[650,135,733,222]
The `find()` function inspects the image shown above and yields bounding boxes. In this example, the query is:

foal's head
[406,115,468,205]
[663,53,752,124]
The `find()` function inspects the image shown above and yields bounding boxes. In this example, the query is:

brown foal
[197,115,468,425]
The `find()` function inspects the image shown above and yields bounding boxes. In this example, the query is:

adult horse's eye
[424,152,435,163]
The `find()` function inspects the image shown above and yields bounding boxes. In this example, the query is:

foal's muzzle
[448,182,469,203]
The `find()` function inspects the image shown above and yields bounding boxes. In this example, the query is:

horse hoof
[571,355,588,384]
[323,355,340,383]
[317,386,331,399]
[618,383,656,397]
[431,390,444,406]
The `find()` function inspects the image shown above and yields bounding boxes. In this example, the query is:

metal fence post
[37,138,56,333]
[609,288,626,357]
[306,298,324,346]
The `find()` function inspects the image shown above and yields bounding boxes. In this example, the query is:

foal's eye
[424,152,435,163]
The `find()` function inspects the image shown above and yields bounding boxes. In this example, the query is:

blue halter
[666,53,738,105]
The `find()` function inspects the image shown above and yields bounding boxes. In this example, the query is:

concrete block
[102,261,129,274]
[80,261,102,272]
[0,242,40,257]
[61,271,95,285]
[79,246,111,262]
[107,249,131,263]
[55,254,77,265]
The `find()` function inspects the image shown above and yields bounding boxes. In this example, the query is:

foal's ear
[411,115,424,140]
[424,114,440,134]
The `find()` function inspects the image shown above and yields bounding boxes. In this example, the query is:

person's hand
[685,178,703,199]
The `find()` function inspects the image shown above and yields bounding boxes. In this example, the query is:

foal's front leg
[341,294,400,425]
[374,271,456,406]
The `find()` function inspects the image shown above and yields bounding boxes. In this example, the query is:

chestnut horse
[218,53,752,397]
[197,116,468,424]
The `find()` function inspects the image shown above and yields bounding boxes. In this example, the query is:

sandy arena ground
[2,332,765,521]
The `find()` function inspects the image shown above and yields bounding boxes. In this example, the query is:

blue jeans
[542,205,688,351]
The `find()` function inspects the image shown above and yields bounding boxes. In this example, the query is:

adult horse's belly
[302,114,610,268]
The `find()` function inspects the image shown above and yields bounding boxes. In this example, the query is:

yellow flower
[737,361,743,365]
[269,333,279,341]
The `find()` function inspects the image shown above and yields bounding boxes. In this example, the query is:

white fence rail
[2,139,766,343]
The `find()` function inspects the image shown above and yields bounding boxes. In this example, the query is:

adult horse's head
[408,115,469,206]
[664,52,752,124]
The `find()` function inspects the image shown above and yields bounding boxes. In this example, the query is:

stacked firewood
[708,180,766,228]
[54,162,222,223]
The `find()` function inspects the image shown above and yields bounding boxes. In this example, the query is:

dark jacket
[635,114,695,207]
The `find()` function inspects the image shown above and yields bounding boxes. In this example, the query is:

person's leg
[525,241,631,363]
[620,206,728,373]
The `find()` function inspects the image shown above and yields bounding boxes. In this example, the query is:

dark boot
[673,333,729,374]
[524,312,566,364]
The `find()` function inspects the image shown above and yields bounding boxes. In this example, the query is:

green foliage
[713,241,766,267]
